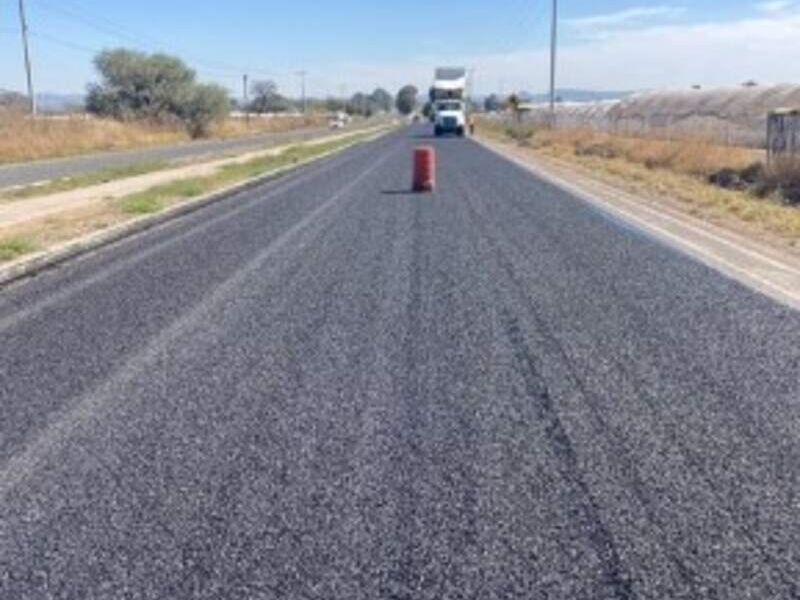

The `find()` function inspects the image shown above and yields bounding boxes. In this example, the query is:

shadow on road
[381,189,417,196]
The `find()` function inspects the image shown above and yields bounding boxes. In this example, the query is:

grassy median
[0,237,37,262]
[1,161,171,201]
[0,129,383,265]
[116,136,370,216]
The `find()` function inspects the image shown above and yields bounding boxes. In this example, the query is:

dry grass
[762,158,800,204]
[0,110,326,164]
[476,117,800,244]
[482,120,757,177]
[0,110,184,163]
[212,115,326,138]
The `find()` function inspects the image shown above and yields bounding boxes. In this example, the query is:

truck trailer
[430,67,468,137]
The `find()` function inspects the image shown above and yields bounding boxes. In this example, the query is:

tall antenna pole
[18,0,36,116]
[549,0,558,122]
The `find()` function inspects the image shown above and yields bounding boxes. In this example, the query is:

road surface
[0,125,331,189]
[2,126,800,599]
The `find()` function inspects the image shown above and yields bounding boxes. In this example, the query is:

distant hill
[37,93,85,113]
[0,89,28,109]
[0,90,85,113]
[518,89,634,103]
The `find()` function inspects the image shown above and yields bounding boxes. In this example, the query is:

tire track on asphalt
[452,176,639,599]
[457,151,800,595]
[456,159,799,598]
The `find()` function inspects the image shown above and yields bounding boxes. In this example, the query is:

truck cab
[434,100,466,137]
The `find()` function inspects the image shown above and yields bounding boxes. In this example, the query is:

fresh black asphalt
[1,126,800,599]
[0,125,330,189]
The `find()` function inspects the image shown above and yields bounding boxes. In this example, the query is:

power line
[27,0,289,82]
[30,28,98,55]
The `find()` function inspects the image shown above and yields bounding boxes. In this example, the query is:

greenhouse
[522,84,800,147]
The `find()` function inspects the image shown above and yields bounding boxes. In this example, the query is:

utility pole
[468,67,476,106]
[18,0,36,116]
[242,74,249,123]
[296,70,307,114]
[549,0,558,122]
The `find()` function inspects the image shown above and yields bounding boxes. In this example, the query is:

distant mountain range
[465,89,634,104]
[37,93,85,112]
[0,90,85,112]
[518,89,635,103]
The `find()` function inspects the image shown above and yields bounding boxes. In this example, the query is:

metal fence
[768,109,800,161]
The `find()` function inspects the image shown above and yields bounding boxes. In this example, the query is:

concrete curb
[0,126,392,288]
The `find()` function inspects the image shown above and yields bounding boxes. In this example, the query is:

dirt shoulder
[475,129,800,310]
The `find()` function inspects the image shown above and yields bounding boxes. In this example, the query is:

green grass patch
[115,132,375,217]
[119,179,209,214]
[0,237,37,262]
[2,161,171,201]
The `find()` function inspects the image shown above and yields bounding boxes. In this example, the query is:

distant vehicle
[430,67,468,137]
[434,100,466,137]
[328,111,349,129]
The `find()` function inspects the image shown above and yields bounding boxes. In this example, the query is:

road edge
[473,135,800,312]
[0,126,394,288]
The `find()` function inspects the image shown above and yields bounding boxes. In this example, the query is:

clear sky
[0,0,797,98]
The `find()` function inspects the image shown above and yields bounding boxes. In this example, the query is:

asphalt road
[2,126,800,599]
[0,125,331,189]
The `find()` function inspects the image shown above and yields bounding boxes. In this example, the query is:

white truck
[430,67,468,137]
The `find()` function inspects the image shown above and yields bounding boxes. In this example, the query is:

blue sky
[1,0,797,97]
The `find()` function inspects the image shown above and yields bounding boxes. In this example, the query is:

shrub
[181,84,230,138]
[764,159,800,204]
[505,123,537,145]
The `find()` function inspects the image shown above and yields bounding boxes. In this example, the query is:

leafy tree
[346,92,371,116]
[249,80,292,113]
[87,49,194,121]
[395,85,418,115]
[370,88,394,113]
[483,94,503,113]
[325,97,347,113]
[345,89,394,117]
[86,48,230,137]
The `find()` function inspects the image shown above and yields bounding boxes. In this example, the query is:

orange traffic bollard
[413,146,436,192]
